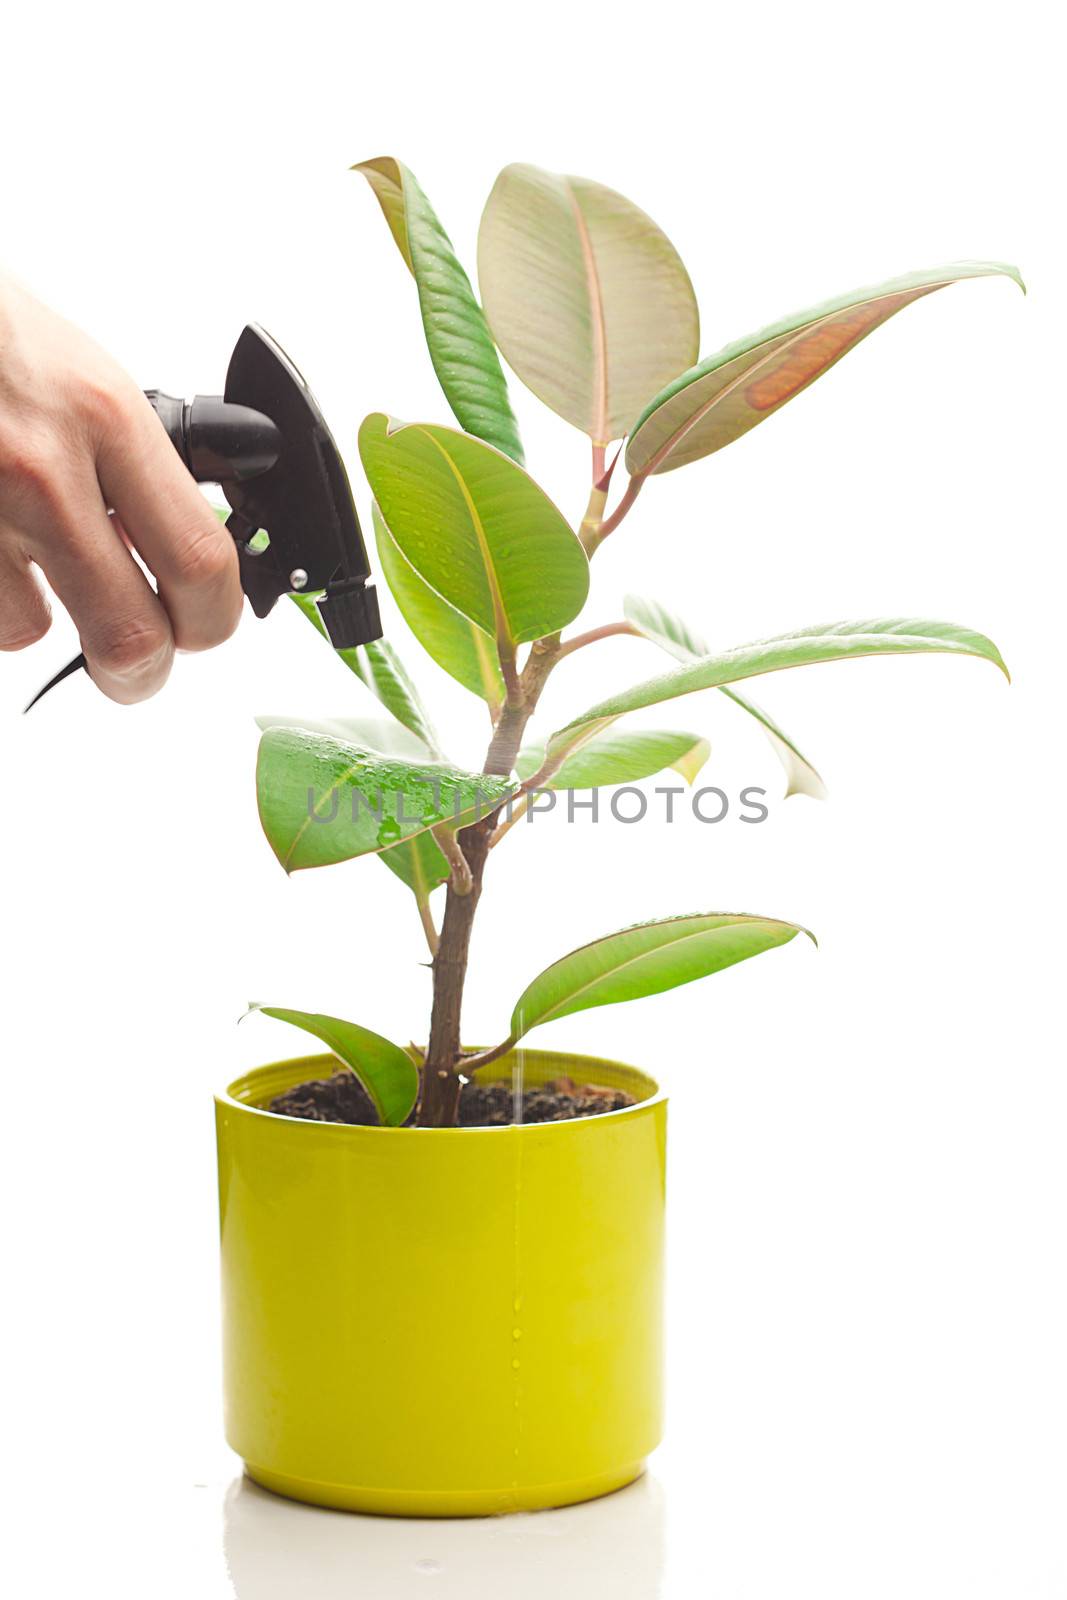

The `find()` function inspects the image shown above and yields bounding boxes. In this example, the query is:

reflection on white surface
[224,1471,664,1598]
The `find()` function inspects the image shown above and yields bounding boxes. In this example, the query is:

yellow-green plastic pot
[215,1048,667,1517]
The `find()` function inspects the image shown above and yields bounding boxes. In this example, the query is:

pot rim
[217,1046,665,1137]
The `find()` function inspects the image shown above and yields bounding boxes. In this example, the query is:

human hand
[0,274,243,702]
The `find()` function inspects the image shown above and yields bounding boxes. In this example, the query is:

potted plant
[215,157,1019,1516]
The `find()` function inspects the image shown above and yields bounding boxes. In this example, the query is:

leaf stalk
[459,1035,519,1076]
[558,620,640,659]
[595,472,646,543]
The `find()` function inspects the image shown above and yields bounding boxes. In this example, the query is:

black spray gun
[25,325,382,710]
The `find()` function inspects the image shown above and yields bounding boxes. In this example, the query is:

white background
[1,4,1063,1595]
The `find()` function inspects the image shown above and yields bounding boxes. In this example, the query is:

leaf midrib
[547,625,1003,773]
[375,503,503,708]
[639,282,948,474]
[418,427,514,653]
[570,628,1000,724]
[279,749,370,872]
[518,917,783,1030]
[564,178,610,446]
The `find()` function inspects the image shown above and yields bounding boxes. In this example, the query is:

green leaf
[509,913,813,1038]
[626,261,1025,476]
[257,725,514,873]
[359,415,589,654]
[256,714,451,899]
[478,164,699,444]
[718,689,827,800]
[290,592,442,756]
[256,713,434,762]
[379,827,451,898]
[517,728,710,789]
[354,156,524,463]
[372,504,504,711]
[622,593,709,663]
[624,594,826,799]
[549,618,1008,767]
[250,1005,418,1127]
[356,642,441,752]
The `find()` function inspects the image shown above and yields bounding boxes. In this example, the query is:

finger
[95,398,243,652]
[0,538,52,650]
[33,478,175,704]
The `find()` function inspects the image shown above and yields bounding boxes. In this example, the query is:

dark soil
[267,1069,635,1127]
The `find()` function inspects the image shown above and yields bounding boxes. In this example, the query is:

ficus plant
[252,157,1019,1128]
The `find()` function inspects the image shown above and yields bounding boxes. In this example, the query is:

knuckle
[0,430,63,505]
[79,375,130,439]
[171,520,236,591]
[94,617,171,678]
[0,608,51,651]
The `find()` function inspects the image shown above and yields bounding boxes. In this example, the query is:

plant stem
[499,646,521,703]
[419,821,494,1126]
[418,641,561,1127]
[486,620,645,841]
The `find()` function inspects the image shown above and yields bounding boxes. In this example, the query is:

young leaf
[257,725,514,873]
[290,593,442,756]
[517,728,710,789]
[250,1004,418,1127]
[549,618,1008,767]
[357,642,441,753]
[624,594,826,799]
[626,261,1025,476]
[372,504,505,711]
[478,164,699,444]
[354,156,524,464]
[509,913,813,1037]
[359,415,589,654]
